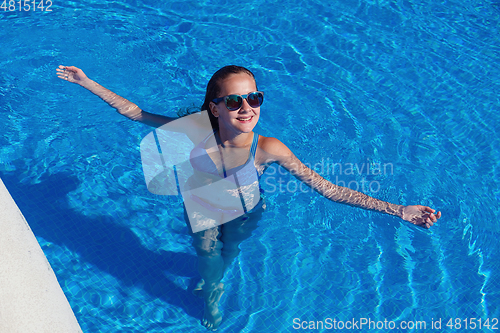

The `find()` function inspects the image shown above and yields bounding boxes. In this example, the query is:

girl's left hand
[56,65,89,85]
[401,205,441,229]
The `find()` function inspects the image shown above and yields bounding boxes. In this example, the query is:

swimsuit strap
[236,133,260,214]
[220,132,258,178]
[213,132,262,215]
[250,133,259,158]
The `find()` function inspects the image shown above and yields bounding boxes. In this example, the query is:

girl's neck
[216,129,253,148]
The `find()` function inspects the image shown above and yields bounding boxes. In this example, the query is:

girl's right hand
[401,205,441,229]
[56,65,89,85]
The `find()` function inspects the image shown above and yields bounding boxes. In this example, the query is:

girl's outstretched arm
[56,65,175,128]
[257,137,441,229]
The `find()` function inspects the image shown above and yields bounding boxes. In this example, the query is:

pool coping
[0,177,82,333]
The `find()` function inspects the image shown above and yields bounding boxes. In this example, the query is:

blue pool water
[1,0,500,332]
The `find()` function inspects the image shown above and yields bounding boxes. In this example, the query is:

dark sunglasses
[212,91,264,111]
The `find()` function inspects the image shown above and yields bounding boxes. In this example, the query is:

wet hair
[200,65,256,132]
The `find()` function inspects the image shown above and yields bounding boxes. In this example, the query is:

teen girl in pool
[56,64,441,331]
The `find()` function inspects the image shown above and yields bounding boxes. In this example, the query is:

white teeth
[237,117,252,121]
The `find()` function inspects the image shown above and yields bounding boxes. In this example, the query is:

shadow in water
[0,171,203,319]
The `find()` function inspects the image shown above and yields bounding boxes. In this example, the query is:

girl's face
[210,72,260,136]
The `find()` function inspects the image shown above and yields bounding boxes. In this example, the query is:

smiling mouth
[236,116,253,122]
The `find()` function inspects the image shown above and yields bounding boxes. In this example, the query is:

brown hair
[201,65,256,131]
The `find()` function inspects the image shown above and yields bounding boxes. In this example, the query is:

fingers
[64,65,78,71]
[57,65,73,70]
[56,72,69,80]
[56,65,71,72]
[421,211,440,228]
[423,207,441,228]
[427,210,441,222]
[56,65,76,73]
[56,66,67,80]
[407,205,441,229]
[423,206,436,214]
[421,219,432,229]
[56,65,72,81]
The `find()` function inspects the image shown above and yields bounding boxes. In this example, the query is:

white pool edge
[0,177,83,333]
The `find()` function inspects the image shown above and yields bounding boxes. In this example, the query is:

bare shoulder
[258,136,290,153]
[256,135,294,165]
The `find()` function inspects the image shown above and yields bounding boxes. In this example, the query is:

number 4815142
[446,318,498,330]
[1,0,53,11]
